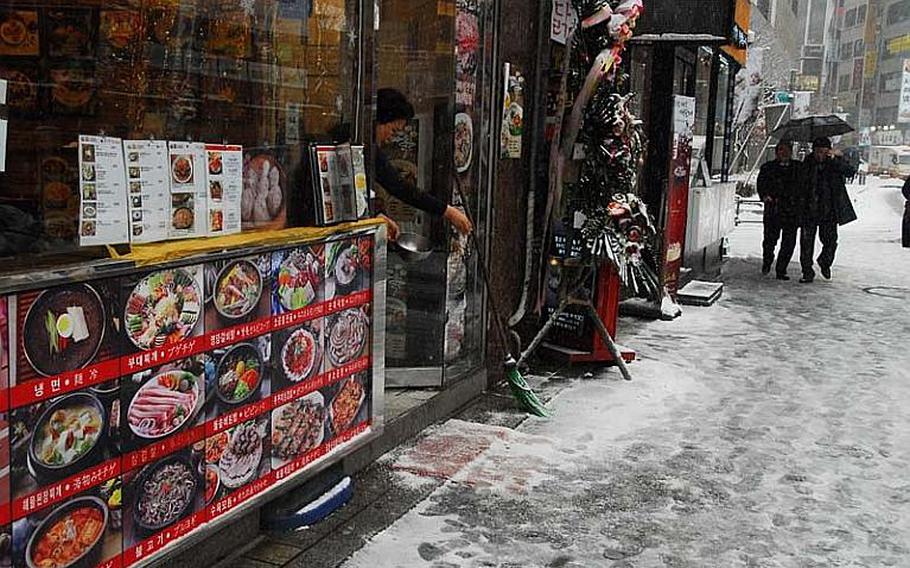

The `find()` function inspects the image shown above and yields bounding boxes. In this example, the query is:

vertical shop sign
[455,4,479,107]
[500,63,525,159]
[550,0,577,44]
[79,135,130,246]
[662,96,695,296]
[898,60,910,123]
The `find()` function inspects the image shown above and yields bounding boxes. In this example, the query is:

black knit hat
[377,88,415,125]
[813,137,832,149]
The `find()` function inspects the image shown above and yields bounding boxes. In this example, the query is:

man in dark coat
[756,141,801,280]
[902,176,910,248]
[798,137,857,283]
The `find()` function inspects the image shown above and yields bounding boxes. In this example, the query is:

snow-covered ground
[340,177,910,568]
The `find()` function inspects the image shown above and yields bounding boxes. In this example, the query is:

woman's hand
[378,214,400,241]
[444,206,474,235]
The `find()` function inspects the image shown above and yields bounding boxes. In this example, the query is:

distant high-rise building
[826,0,910,144]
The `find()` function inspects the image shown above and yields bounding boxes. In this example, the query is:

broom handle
[452,179,517,361]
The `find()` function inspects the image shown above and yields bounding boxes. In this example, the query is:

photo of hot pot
[25,496,109,568]
[27,392,107,483]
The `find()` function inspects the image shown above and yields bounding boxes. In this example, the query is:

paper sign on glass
[168,142,208,239]
[124,140,170,244]
[79,135,130,246]
[204,144,243,235]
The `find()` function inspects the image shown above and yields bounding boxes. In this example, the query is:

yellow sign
[888,34,910,56]
[865,52,878,79]
[721,0,751,66]
[795,74,820,92]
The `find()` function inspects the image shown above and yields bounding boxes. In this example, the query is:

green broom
[453,182,549,417]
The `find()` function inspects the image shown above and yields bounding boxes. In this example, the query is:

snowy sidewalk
[241,177,910,567]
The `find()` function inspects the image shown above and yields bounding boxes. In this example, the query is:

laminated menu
[351,145,369,218]
[309,144,363,226]
[79,135,130,246]
[312,145,337,225]
[204,145,243,235]
[168,142,209,240]
[124,140,170,244]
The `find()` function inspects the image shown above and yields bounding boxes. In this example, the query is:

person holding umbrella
[798,137,857,283]
[756,140,801,279]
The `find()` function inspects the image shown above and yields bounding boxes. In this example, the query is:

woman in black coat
[903,177,910,248]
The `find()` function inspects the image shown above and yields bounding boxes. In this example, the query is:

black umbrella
[770,114,855,142]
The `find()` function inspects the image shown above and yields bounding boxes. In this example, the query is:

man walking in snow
[756,141,801,280]
[798,137,857,283]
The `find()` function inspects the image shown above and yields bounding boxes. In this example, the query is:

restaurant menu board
[204,145,243,236]
[168,142,208,240]
[77,138,247,246]
[0,233,377,568]
[79,136,130,246]
[351,146,369,219]
[124,140,170,244]
[309,145,369,226]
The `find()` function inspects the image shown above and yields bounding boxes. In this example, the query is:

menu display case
[0,222,385,568]
[0,1,385,562]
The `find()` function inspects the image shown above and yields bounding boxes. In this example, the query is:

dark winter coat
[903,178,910,248]
[756,159,802,225]
[800,155,857,227]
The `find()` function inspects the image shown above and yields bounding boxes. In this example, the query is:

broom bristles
[506,366,550,417]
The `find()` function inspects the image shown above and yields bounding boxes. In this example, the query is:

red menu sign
[1,233,378,568]
[662,96,696,296]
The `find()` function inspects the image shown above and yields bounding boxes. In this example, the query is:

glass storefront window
[693,47,713,139]
[376,0,456,376]
[376,0,492,385]
[712,57,731,170]
[0,0,360,272]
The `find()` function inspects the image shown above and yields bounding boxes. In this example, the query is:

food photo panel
[325,237,372,300]
[270,390,327,472]
[204,253,271,332]
[122,446,203,557]
[271,320,323,394]
[13,278,121,390]
[12,476,122,568]
[9,383,121,512]
[120,356,206,457]
[324,372,371,441]
[204,335,271,421]
[120,265,205,358]
[324,305,371,373]
[271,245,324,314]
[1,411,9,516]
[204,413,270,518]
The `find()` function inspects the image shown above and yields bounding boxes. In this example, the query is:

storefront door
[377,0,495,387]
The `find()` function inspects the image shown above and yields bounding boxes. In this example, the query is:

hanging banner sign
[550,0,577,44]
[662,95,696,296]
[898,59,910,123]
